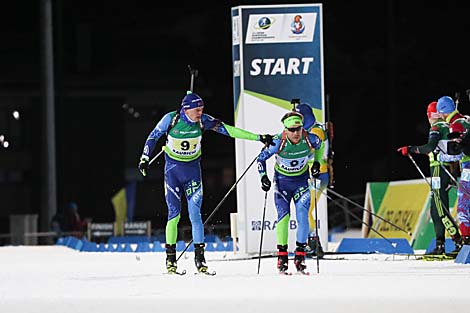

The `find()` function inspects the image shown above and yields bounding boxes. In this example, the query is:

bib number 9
[181,140,190,151]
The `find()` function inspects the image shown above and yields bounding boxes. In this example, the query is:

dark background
[1,0,470,238]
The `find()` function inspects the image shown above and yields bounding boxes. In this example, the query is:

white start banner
[231,4,327,256]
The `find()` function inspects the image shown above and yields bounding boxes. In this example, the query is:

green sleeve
[223,123,259,141]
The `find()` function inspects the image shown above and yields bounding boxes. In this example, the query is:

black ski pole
[326,187,412,236]
[319,189,398,247]
[439,163,470,198]
[176,148,265,262]
[311,177,320,273]
[407,154,460,237]
[187,65,198,92]
[257,191,268,275]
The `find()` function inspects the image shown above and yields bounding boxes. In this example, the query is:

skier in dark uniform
[398,101,462,258]
[436,95,470,248]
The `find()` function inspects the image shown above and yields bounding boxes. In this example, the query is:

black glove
[261,175,271,192]
[138,156,149,176]
[310,161,320,178]
[259,134,274,146]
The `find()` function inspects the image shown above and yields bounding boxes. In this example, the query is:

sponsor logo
[250,57,314,76]
[172,149,196,156]
[255,16,275,30]
[290,15,305,34]
[251,219,297,230]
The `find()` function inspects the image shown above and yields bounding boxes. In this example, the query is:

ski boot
[307,235,324,258]
[277,244,289,274]
[294,242,308,274]
[194,243,209,273]
[165,243,178,273]
[423,239,446,260]
[463,236,470,245]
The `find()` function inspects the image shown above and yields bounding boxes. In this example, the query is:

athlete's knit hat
[426,101,439,119]
[436,96,456,114]
[181,91,204,109]
[295,103,316,129]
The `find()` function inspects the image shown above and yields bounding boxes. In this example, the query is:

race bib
[167,136,201,157]
[461,168,470,182]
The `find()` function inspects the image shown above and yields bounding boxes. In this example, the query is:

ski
[164,269,187,276]
[294,270,311,276]
[417,254,455,261]
[194,270,216,276]
[279,271,292,276]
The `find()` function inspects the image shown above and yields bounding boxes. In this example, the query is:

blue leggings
[273,172,310,244]
[164,157,204,243]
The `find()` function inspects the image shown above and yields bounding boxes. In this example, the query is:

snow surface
[1,246,469,313]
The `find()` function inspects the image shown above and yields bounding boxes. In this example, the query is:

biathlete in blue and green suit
[138,91,273,274]
[256,111,322,274]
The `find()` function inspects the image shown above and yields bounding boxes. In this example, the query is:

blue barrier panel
[65,237,83,251]
[115,243,133,252]
[425,238,457,254]
[176,240,186,252]
[56,237,66,246]
[135,242,152,252]
[152,241,165,252]
[205,234,218,243]
[73,239,84,251]
[121,243,134,252]
[114,243,125,252]
[205,242,216,251]
[108,236,154,244]
[455,245,470,264]
[64,236,74,247]
[225,240,238,251]
[336,238,414,254]
[81,241,98,252]
[175,240,195,252]
[106,243,117,252]
[215,242,226,252]
[97,243,106,252]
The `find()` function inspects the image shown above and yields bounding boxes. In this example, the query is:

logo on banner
[290,15,305,34]
[245,13,316,44]
[251,219,298,230]
[256,16,275,30]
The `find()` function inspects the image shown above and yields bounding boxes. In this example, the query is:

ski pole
[176,147,265,262]
[439,163,459,185]
[326,187,412,236]
[309,177,320,274]
[439,163,470,198]
[407,154,460,237]
[257,191,268,275]
[149,146,165,166]
[319,189,398,247]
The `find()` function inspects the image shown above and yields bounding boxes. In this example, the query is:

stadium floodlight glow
[133,112,140,118]
[122,103,128,109]
[0,134,4,142]
[3,140,9,148]
[12,110,20,120]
